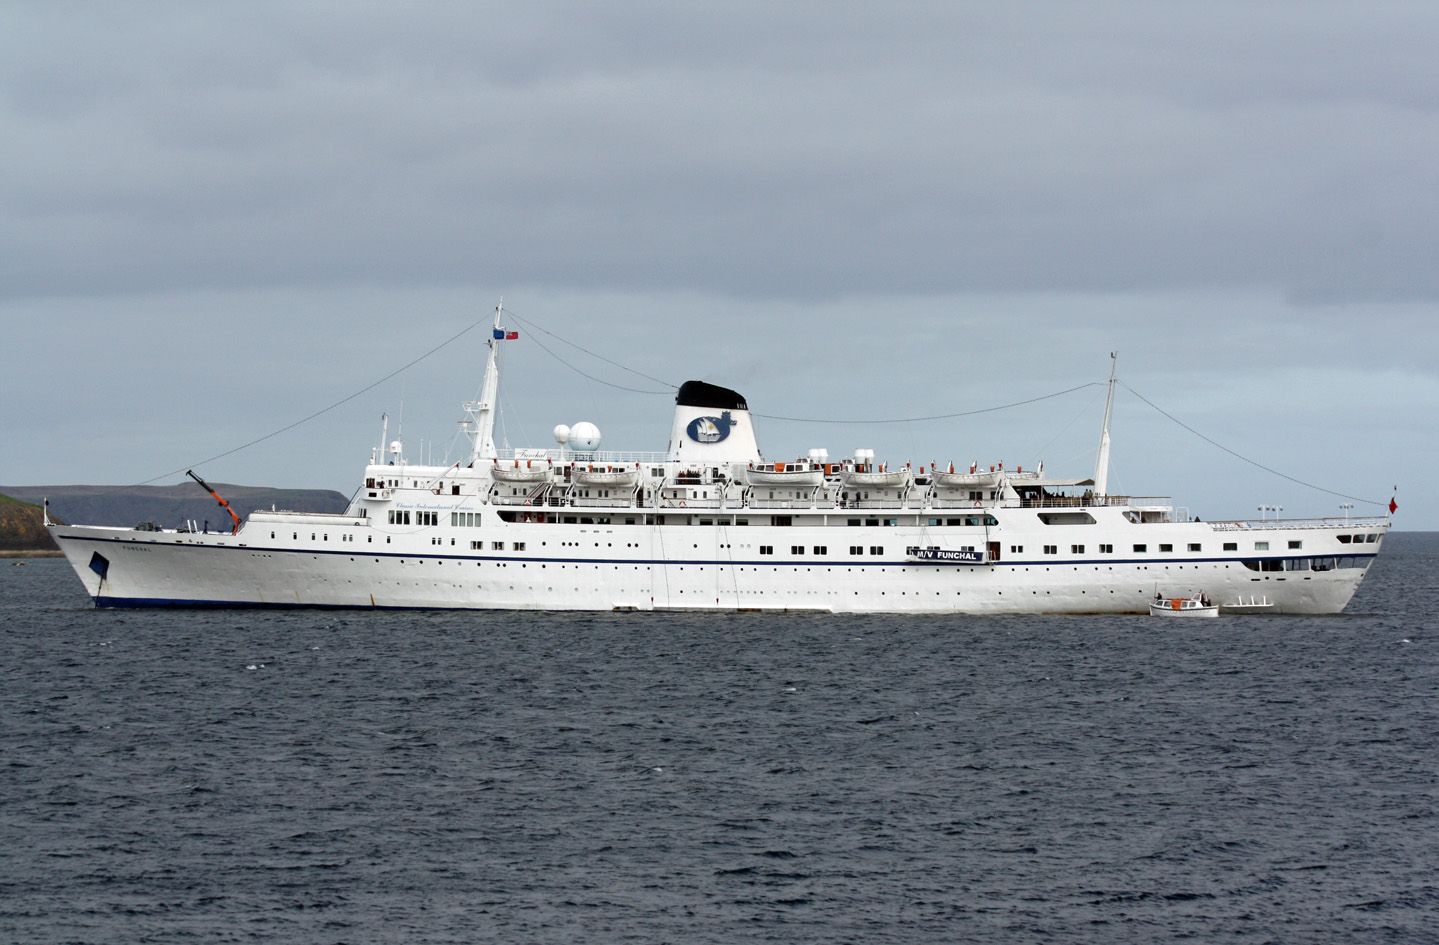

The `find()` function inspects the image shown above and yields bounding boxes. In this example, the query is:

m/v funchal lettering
[48,308,1390,613]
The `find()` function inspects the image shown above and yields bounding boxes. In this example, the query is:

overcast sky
[2,2,1433,528]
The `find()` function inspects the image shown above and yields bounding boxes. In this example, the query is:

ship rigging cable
[1122,383,1385,507]
[138,311,496,484]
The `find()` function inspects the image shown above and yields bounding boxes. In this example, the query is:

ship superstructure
[49,308,1390,613]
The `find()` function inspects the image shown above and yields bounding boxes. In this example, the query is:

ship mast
[467,302,505,465]
[1093,352,1117,497]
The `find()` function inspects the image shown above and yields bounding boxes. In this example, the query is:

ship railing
[495,448,670,465]
[1013,495,1170,509]
[843,499,916,509]
[930,498,991,509]
[659,497,723,509]
[572,496,642,508]
[747,498,819,509]
[1209,516,1390,531]
[491,495,540,507]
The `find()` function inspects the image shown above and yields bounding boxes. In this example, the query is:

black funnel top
[675,380,747,411]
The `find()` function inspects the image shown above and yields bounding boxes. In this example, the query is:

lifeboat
[572,464,641,488]
[840,467,912,489]
[745,462,825,488]
[490,458,553,483]
[931,463,1003,489]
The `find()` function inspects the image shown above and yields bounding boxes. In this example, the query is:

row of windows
[470,540,527,551]
[1242,556,1366,571]
[758,545,885,556]
[388,510,439,526]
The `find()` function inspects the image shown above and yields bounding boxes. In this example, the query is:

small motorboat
[1149,595,1219,618]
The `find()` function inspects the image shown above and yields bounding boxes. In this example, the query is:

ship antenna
[1093,352,1117,497]
[468,300,505,464]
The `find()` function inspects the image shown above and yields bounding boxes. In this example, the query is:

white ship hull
[49,311,1391,615]
[51,511,1382,615]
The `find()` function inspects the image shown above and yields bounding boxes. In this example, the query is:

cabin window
[869,546,884,555]
[791,545,804,555]
[1338,534,1352,543]
[1255,541,1269,551]
[1011,545,1024,553]
[1133,544,1146,553]
[1044,545,1057,555]
[813,546,827,555]
[1099,544,1113,553]
[1223,542,1238,551]
[1289,540,1303,549]
[773,516,793,527]
[866,519,879,527]
[736,519,749,526]
[514,542,526,552]
[492,541,504,551]
[848,519,862,527]
[1159,544,1173,553]
[946,519,963,526]
[1188,543,1201,552]
[1071,544,1085,554]
[760,546,773,555]
[849,546,863,555]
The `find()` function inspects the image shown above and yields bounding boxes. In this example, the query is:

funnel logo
[686,411,734,444]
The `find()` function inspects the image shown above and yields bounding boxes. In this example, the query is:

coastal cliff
[0,494,62,556]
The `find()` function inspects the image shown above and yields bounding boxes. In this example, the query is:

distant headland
[0,484,349,556]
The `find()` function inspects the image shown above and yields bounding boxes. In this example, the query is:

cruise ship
[49,308,1390,613]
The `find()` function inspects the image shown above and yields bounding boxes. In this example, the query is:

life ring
[974,501,982,508]
[523,500,531,507]
[678,500,687,508]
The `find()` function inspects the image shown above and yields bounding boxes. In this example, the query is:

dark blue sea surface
[3,534,1437,944]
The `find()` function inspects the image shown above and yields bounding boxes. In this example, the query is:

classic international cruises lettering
[686,411,734,444]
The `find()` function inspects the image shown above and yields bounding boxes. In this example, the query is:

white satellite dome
[569,421,602,452]
[553,424,571,445]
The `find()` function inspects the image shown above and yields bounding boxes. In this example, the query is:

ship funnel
[666,380,762,465]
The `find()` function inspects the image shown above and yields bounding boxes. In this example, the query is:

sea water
[2,535,1436,944]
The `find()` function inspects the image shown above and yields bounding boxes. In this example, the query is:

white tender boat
[1149,596,1220,618]
[572,465,641,488]
[46,310,1392,614]
[840,467,912,489]
[489,459,552,483]
[744,463,826,488]
[1220,595,1276,615]
[931,465,1004,489]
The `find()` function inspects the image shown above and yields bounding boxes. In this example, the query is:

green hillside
[0,493,62,554]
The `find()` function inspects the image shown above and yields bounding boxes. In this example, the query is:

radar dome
[569,421,602,452]
[553,424,571,445]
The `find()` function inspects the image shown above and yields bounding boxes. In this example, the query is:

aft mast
[467,302,506,465]
[1093,352,1117,497]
